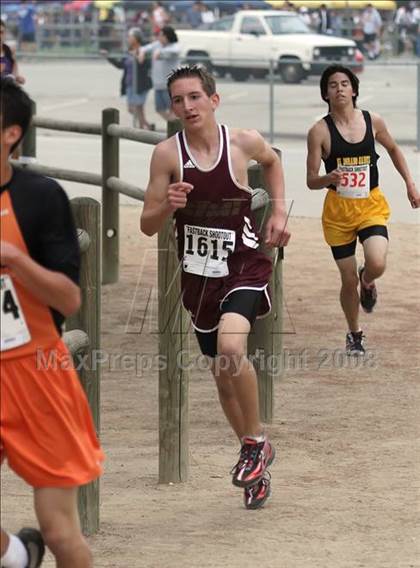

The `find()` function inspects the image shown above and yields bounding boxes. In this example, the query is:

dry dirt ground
[2,208,419,568]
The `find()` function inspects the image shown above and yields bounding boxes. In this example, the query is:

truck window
[240,17,266,36]
[206,16,234,31]
[264,14,310,35]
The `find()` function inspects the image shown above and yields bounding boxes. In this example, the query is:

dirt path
[2,208,419,568]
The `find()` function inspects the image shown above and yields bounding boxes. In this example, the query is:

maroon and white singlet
[174,124,272,332]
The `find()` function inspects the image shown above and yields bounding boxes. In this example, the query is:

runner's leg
[34,487,92,568]
[335,255,360,332]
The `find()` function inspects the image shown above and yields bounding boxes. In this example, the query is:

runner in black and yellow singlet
[306,65,419,356]
[322,108,390,260]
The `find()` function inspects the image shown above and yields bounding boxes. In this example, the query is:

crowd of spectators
[1,0,419,58]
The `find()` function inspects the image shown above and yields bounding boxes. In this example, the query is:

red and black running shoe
[231,436,275,488]
[244,472,272,510]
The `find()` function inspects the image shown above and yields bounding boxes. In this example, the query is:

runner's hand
[265,211,291,248]
[1,240,22,267]
[327,169,344,186]
[166,182,193,212]
[407,181,420,209]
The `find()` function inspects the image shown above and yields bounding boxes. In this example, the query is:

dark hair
[320,65,359,109]
[0,76,33,153]
[161,26,178,44]
[167,64,216,97]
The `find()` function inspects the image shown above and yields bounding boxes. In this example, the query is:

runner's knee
[217,337,246,360]
[340,271,359,289]
[365,258,386,279]
[41,523,88,560]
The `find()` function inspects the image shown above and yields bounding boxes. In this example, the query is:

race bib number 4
[1,274,31,351]
[183,224,236,278]
[337,164,370,198]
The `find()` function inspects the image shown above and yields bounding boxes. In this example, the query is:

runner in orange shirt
[0,76,104,568]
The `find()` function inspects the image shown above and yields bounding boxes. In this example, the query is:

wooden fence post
[67,197,101,535]
[102,108,119,284]
[158,120,189,483]
[247,164,284,424]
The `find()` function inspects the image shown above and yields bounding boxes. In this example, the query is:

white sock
[1,533,29,568]
[243,433,266,444]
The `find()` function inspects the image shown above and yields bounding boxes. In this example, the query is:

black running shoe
[346,331,365,356]
[16,528,45,568]
[244,472,272,510]
[359,266,377,313]
[231,437,275,488]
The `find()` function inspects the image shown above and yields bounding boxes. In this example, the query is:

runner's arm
[140,142,193,236]
[306,124,341,189]
[372,113,420,208]
[0,241,80,316]
[256,141,286,215]
[241,130,290,246]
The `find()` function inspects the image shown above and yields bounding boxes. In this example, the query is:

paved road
[18,59,420,223]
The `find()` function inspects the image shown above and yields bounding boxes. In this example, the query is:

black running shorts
[195,288,263,358]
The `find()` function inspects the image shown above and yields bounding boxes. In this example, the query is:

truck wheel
[252,69,268,79]
[214,67,227,78]
[279,61,304,84]
[231,69,250,82]
[186,51,212,71]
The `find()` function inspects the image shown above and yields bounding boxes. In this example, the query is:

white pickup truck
[177,10,363,84]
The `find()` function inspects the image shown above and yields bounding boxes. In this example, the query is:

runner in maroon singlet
[141,65,290,510]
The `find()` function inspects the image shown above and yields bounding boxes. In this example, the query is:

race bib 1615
[183,224,236,278]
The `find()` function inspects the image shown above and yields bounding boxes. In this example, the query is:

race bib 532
[337,164,370,199]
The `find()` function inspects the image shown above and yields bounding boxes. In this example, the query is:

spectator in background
[201,3,215,25]
[18,0,36,52]
[399,1,420,56]
[1,19,25,159]
[140,25,180,123]
[361,3,382,60]
[101,28,154,130]
[151,1,170,36]
[1,20,25,84]
[133,8,153,39]
[330,10,343,37]
[298,7,312,28]
[282,1,296,11]
[98,8,118,51]
[187,1,203,29]
[414,1,420,56]
[318,3,332,35]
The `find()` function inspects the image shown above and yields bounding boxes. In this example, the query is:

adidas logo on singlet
[184,160,195,169]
